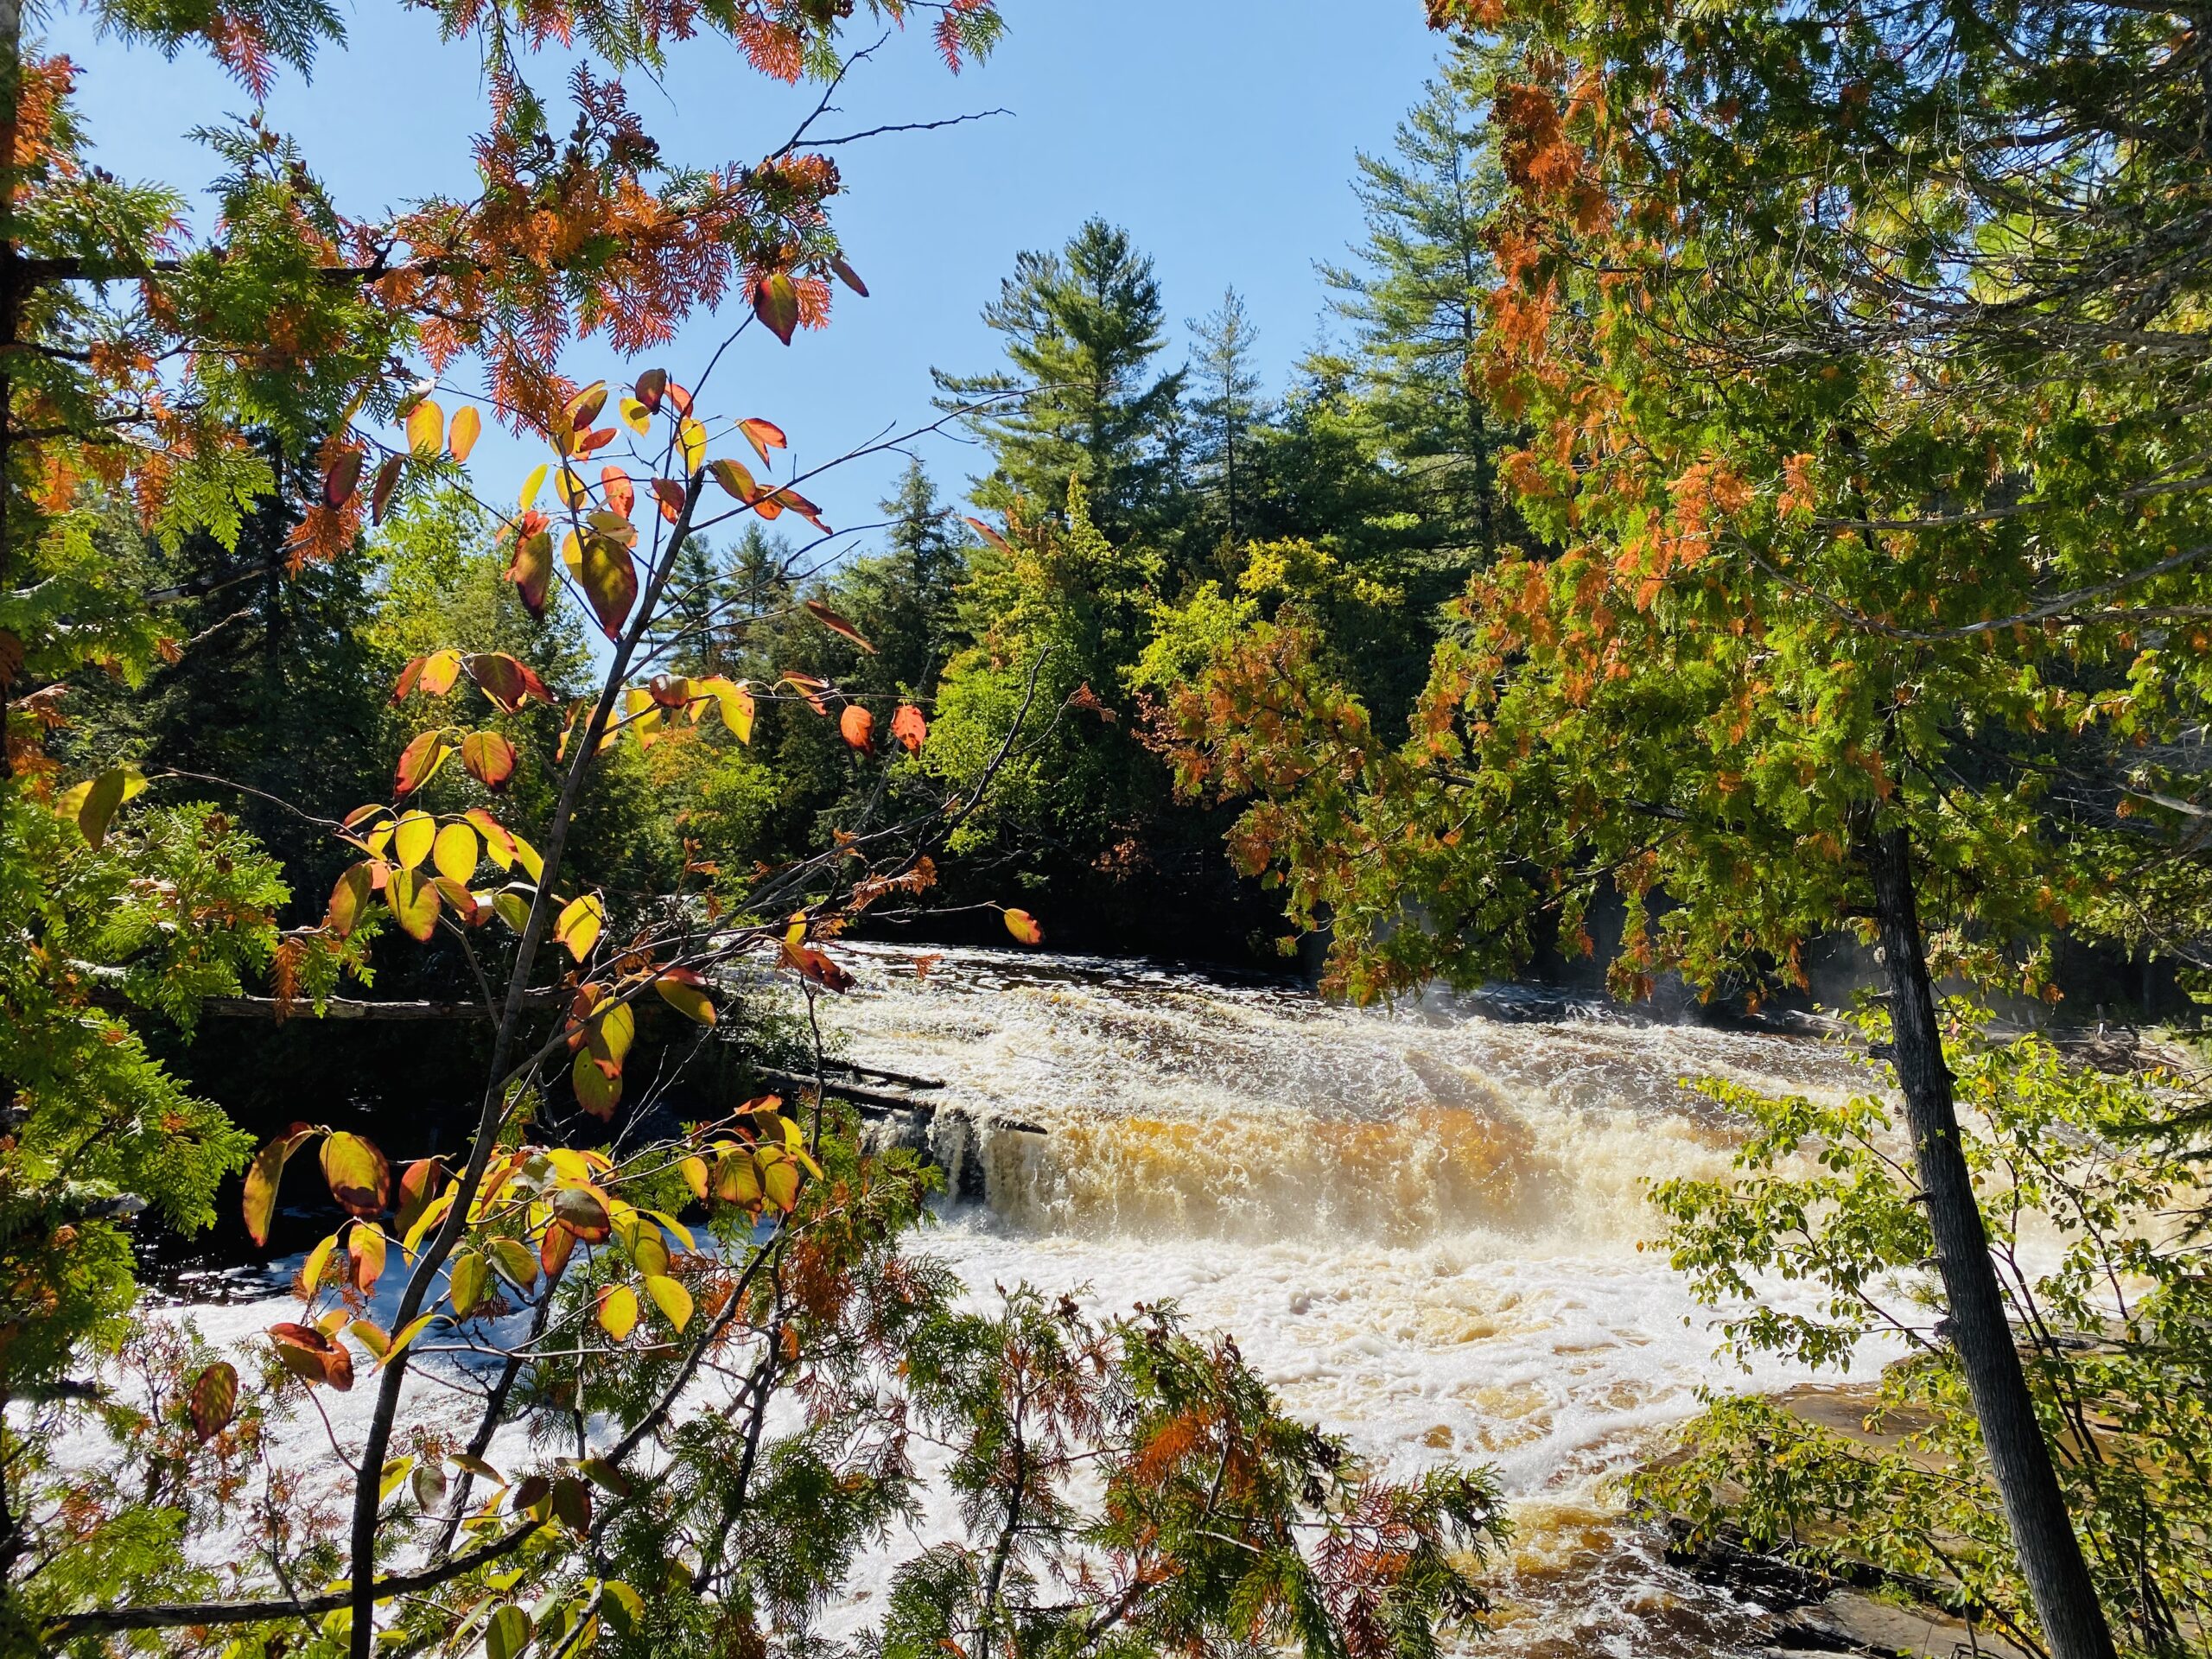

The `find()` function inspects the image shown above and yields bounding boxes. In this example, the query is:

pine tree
[1186,289,1266,550]
[934,219,1185,535]
[1315,41,1506,551]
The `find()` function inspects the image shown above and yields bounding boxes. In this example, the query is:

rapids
[825,943,1894,1657]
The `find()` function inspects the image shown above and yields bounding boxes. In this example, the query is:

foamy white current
[822,943,1894,1656]
[105,944,1896,1657]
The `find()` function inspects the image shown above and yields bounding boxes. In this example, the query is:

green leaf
[485,1603,531,1659]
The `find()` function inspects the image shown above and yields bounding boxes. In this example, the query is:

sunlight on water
[827,943,1889,1657]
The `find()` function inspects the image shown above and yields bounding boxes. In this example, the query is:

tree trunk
[1865,826,2114,1659]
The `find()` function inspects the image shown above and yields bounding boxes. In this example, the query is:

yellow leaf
[620,396,651,435]
[597,1285,639,1341]
[406,400,445,457]
[519,464,548,511]
[679,417,708,476]
[393,811,436,872]
[448,405,483,462]
[556,893,605,961]
[432,822,480,885]
[645,1274,693,1332]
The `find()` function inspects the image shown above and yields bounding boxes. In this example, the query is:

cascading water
[825,943,1894,1657]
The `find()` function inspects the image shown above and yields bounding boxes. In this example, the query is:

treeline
[57,45,1517,968]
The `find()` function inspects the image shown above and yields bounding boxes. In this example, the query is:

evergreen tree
[934,219,1185,535]
[1185,289,1266,550]
[1314,41,1507,551]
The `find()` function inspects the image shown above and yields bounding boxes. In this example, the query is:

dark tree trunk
[1865,826,2114,1659]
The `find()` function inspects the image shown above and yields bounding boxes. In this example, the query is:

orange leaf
[601,467,635,518]
[839,705,874,753]
[651,479,686,524]
[506,528,554,619]
[738,418,787,466]
[395,730,453,795]
[803,599,875,654]
[1004,908,1044,946]
[448,406,483,462]
[461,730,518,791]
[891,704,928,753]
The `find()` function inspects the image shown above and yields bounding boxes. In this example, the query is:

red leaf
[461,730,518,791]
[891,704,928,753]
[395,730,451,795]
[506,531,554,619]
[467,653,552,714]
[323,448,364,509]
[634,368,667,410]
[964,515,1014,555]
[831,256,868,298]
[753,271,800,345]
[651,479,686,524]
[187,1362,239,1442]
[802,599,875,653]
[601,467,635,518]
[269,1322,353,1390]
[370,454,403,524]
[391,656,427,704]
[738,418,787,466]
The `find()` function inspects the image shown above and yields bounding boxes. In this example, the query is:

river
[818,943,1887,1657]
[129,941,1890,1655]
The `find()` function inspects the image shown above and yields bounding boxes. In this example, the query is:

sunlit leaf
[630,1229,671,1277]
[321,1132,391,1217]
[839,705,875,753]
[572,1051,621,1119]
[405,400,444,457]
[347,1224,388,1292]
[467,653,552,713]
[1004,908,1044,945]
[466,808,518,868]
[678,416,708,476]
[269,1322,353,1390]
[350,1318,391,1360]
[565,381,608,435]
[388,868,441,942]
[448,405,482,462]
[619,396,651,435]
[394,1159,439,1241]
[712,1151,761,1207]
[596,1284,639,1341]
[396,730,453,795]
[803,598,876,653]
[831,256,868,297]
[302,1230,340,1299]
[540,1219,578,1279]
[737,417,787,465]
[699,676,754,743]
[891,703,929,753]
[461,730,518,791]
[604,1581,645,1636]
[187,1362,238,1442]
[780,939,855,993]
[556,464,587,508]
[327,861,375,936]
[587,999,635,1067]
[556,893,605,961]
[488,1236,538,1292]
[709,456,758,500]
[518,464,548,511]
[580,537,639,640]
[761,1153,800,1212]
[651,478,686,523]
[392,810,436,871]
[655,969,716,1027]
[601,467,635,518]
[633,368,667,410]
[432,822,480,885]
[753,270,800,345]
[493,889,531,931]
[552,1185,614,1243]
[679,1156,709,1203]
[449,1249,489,1318]
[645,1273,693,1332]
[420,650,464,696]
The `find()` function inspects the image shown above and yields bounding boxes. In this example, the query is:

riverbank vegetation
[8,0,2212,1654]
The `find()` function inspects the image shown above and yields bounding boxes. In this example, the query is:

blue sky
[44,0,1448,544]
